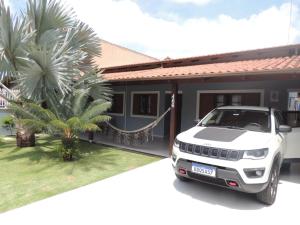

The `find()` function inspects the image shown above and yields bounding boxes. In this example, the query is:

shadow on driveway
[173,178,265,210]
[173,163,300,210]
[280,163,300,184]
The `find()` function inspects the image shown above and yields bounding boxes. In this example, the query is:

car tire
[256,161,280,205]
[175,173,189,182]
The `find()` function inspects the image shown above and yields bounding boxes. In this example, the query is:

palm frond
[26,0,75,42]
[89,115,111,124]
[81,101,111,121]
[0,0,34,79]
[66,116,82,130]
[81,123,100,132]
[24,102,57,121]
[8,102,40,120]
[49,119,68,132]
[16,42,82,101]
[19,118,48,132]
[73,71,112,102]
[72,89,90,116]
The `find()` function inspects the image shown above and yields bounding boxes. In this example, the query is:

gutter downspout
[124,82,127,130]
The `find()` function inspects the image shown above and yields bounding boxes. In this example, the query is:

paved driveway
[1,159,300,225]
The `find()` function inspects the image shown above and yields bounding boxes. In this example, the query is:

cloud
[2,0,22,14]
[165,0,213,6]
[65,0,300,59]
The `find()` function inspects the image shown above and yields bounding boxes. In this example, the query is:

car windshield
[199,109,271,133]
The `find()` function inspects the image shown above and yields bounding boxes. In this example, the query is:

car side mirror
[278,125,292,133]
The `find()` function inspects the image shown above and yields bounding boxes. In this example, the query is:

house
[101,44,300,156]
[0,39,158,135]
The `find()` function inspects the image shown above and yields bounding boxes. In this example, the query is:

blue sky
[7,0,295,19]
[4,0,300,59]
[139,0,292,20]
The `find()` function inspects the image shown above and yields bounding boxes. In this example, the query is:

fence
[0,88,18,109]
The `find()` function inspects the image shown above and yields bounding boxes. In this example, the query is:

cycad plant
[0,0,111,146]
[9,94,111,161]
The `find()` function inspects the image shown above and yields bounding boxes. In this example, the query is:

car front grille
[179,141,242,161]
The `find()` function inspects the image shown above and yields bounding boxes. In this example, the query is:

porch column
[169,81,178,156]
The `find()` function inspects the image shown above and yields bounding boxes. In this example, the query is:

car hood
[177,126,272,150]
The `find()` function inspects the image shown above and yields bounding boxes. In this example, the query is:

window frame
[108,92,125,116]
[284,89,300,128]
[130,91,160,119]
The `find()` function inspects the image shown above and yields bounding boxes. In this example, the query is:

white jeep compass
[172,106,292,205]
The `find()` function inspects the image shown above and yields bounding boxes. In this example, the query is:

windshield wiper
[200,124,218,128]
[220,126,246,130]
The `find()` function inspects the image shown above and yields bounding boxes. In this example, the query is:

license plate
[191,163,216,177]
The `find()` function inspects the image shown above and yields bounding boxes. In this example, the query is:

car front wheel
[256,162,279,205]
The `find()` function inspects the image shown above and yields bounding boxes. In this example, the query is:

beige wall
[94,40,158,68]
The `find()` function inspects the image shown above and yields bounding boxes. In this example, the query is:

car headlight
[243,148,268,160]
[173,138,180,148]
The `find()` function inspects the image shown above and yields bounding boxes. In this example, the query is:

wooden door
[199,93,215,119]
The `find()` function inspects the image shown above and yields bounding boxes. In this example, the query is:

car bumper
[174,159,268,193]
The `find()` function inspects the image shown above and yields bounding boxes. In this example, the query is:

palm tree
[9,93,111,161]
[0,0,111,146]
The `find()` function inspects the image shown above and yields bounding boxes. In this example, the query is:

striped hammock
[104,107,171,145]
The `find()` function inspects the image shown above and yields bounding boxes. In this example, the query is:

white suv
[172,106,292,205]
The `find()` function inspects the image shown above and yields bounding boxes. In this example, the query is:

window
[288,91,300,111]
[231,95,242,106]
[109,93,124,115]
[282,91,300,127]
[216,95,225,107]
[132,92,159,117]
[197,91,262,119]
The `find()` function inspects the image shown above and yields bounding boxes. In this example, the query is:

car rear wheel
[175,173,189,182]
[256,162,279,205]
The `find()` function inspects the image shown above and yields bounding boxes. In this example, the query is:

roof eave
[104,68,300,82]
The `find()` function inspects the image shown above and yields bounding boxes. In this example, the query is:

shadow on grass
[71,142,119,172]
[0,138,119,173]
[0,136,60,162]
[0,145,60,163]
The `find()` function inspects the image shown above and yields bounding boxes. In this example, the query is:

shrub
[1,115,15,135]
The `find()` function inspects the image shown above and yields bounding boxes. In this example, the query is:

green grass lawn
[0,135,160,212]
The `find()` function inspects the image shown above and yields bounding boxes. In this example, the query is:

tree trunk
[61,137,76,161]
[16,130,35,147]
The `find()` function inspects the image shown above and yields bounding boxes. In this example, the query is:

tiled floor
[82,133,169,157]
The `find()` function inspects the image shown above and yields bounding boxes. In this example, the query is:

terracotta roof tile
[103,56,300,82]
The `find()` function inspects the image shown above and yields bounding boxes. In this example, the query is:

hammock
[103,107,171,145]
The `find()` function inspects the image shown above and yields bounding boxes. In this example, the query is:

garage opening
[197,91,263,119]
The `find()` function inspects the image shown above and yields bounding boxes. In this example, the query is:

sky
[4,0,300,59]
